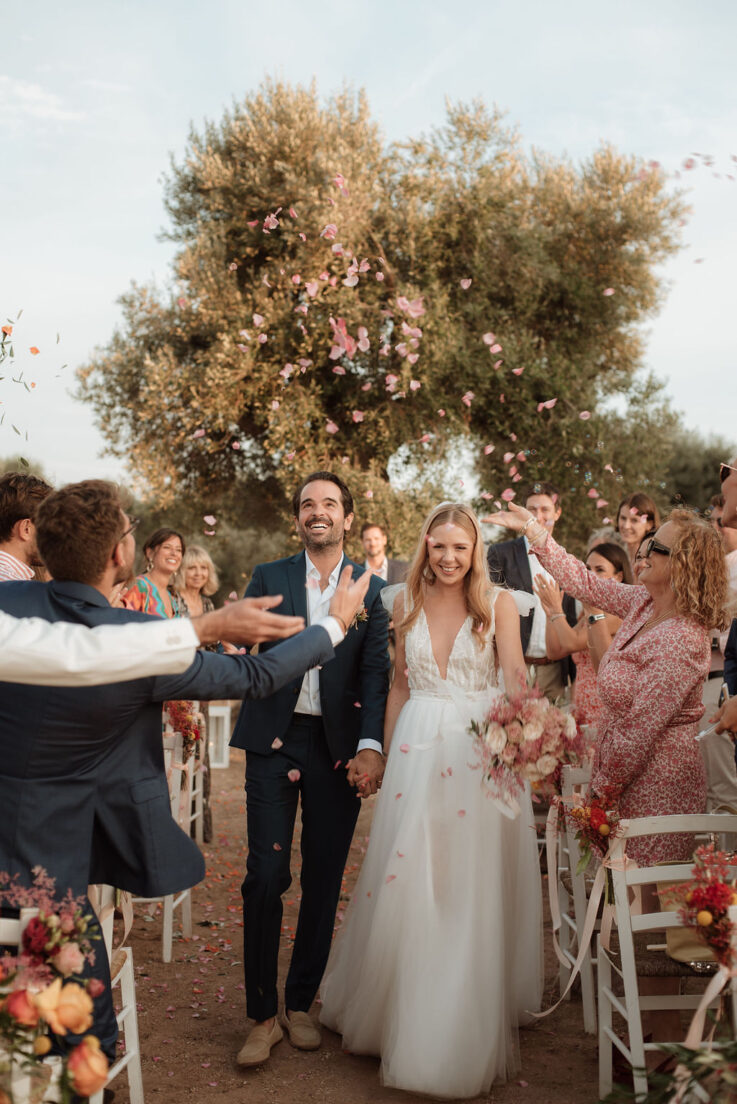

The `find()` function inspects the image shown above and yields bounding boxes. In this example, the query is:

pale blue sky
[1,0,735,485]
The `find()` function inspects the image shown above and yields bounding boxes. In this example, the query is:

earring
[146,559,154,572]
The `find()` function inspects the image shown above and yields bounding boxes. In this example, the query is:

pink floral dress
[572,648,602,729]
[535,536,709,865]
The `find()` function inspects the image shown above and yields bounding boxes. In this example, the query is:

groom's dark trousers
[231,553,390,1021]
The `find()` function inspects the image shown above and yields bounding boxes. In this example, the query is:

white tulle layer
[320,689,543,1099]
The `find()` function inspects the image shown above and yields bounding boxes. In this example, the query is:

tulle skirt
[320,689,543,1098]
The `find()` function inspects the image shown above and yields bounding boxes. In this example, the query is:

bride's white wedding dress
[319,593,543,1099]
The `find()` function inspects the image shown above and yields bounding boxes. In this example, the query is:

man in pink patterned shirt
[0,472,52,581]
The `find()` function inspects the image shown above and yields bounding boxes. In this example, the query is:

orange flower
[4,987,40,1026]
[34,977,93,1035]
[67,1035,109,1097]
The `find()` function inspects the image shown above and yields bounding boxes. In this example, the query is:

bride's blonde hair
[397,503,493,645]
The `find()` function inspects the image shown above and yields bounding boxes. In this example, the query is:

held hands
[532,575,563,616]
[193,596,305,648]
[346,749,385,798]
[328,565,372,636]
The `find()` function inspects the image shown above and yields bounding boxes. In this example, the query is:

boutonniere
[350,606,369,630]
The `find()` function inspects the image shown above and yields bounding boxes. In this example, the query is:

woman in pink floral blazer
[485,506,728,866]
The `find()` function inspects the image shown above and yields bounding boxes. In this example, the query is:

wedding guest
[231,472,390,1068]
[0,471,52,581]
[123,527,184,616]
[534,542,633,731]
[615,491,660,569]
[174,544,222,841]
[487,481,576,701]
[485,501,727,865]
[360,522,407,582]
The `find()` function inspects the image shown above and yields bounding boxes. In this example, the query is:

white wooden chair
[88,884,144,1104]
[0,908,63,1102]
[597,812,737,1100]
[207,702,232,768]
[133,732,193,961]
[557,763,597,1034]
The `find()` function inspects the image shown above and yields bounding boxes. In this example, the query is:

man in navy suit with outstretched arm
[231,471,390,1067]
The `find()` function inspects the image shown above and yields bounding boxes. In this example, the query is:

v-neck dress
[319,595,543,1098]
[534,535,709,865]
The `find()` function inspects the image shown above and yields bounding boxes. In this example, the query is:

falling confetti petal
[29,346,39,355]
[484,444,495,455]
[482,332,496,345]
[399,744,409,753]
[287,769,301,783]
[271,738,283,749]
[192,429,206,439]
[273,843,282,851]
[386,875,396,883]
[203,515,217,525]
[457,810,466,817]
[352,410,365,422]
[602,288,615,296]
[501,489,516,502]
[579,410,591,420]
[326,420,339,434]
[460,278,472,289]
[512,367,525,376]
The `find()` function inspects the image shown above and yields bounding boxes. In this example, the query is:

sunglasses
[639,536,671,559]
[119,516,140,541]
[720,463,737,484]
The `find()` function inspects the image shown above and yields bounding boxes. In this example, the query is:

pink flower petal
[386,875,396,883]
[409,379,421,391]
[305,281,319,298]
[332,365,346,375]
[579,410,591,420]
[536,398,557,411]
[287,769,301,783]
[258,333,268,344]
[361,381,372,391]
[482,332,496,345]
[271,738,284,749]
[326,420,339,434]
[273,842,282,851]
[460,278,472,290]
[512,367,525,375]
[375,271,385,281]
[501,488,516,502]
[231,441,241,450]
[203,514,217,525]
[352,410,365,422]
[602,288,615,296]
[587,488,599,498]
[596,499,608,508]
[503,451,514,463]
[289,206,298,218]
[438,408,445,417]
[400,744,410,753]
[461,391,475,407]
[192,428,206,439]
[407,353,419,365]
[484,444,495,455]
[253,313,264,326]
[489,343,502,354]
[457,810,466,817]
[321,223,337,240]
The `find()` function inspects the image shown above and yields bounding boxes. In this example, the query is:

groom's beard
[298,516,345,554]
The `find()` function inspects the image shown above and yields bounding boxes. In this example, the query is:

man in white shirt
[232,471,390,1067]
[487,481,577,700]
[360,521,408,583]
[0,471,52,580]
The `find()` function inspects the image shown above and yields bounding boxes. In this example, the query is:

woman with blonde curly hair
[320,503,542,1098]
[485,502,728,867]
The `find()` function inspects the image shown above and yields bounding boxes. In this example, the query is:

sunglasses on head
[720,463,737,484]
[639,536,671,559]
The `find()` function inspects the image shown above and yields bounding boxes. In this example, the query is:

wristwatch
[587,613,606,625]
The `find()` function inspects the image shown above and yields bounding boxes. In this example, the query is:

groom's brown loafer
[236,1018,283,1067]
[282,1010,321,1050]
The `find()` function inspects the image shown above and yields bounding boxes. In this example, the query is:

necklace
[642,606,677,634]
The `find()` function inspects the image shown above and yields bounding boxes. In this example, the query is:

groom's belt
[524,655,556,666]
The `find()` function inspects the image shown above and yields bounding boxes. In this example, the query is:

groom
[231,471,390,1067]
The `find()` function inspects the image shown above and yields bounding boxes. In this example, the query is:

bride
[320,503,543,1098]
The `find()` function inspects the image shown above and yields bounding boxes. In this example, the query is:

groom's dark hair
[292,471,354,518]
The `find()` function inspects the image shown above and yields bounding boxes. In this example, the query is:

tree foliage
[78,80,689,552]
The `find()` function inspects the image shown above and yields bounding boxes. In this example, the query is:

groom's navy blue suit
[231,552,390,1020]
[0,578,340,1054]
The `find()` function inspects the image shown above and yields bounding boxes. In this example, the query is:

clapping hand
[532,575,563,616]
[482,501,534,530]
[328,565,372,636]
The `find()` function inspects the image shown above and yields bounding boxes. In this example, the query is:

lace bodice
[405,604,498,695]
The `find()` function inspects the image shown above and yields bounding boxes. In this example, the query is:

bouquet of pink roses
[469,687,585,807]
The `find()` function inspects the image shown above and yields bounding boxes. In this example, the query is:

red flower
[22,916,50,957]
[588,807,608,831]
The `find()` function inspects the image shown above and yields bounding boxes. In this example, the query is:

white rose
[536,754,558,778]
[564,714,577,739]
[484,723,507,755]
[522,721,544,743]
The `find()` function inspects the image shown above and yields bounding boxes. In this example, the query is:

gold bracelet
[332,613,348,634]
[527,525,547,545]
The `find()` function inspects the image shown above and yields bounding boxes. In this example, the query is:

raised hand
[532,575,563,616]
[481,500,533,531]
[193,596,305,647]
[328,565,372,635]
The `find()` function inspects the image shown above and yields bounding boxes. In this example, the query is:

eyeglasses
[119,516,140,541]
[720,463,737,484]
[640,536,671,559]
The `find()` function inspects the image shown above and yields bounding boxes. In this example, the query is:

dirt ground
[112,749,605,1104]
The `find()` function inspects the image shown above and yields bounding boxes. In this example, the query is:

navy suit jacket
[231,553,390,763]
[487,536,578,681]
[0,580,336,898]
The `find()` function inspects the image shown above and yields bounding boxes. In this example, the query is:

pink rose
[500,744,517,766]
[54,941,86,977]
[506,721,524,745]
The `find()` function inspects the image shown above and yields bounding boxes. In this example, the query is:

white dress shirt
[0,611,200,685]
[364,557,388,581]
[524,535,558,659]
[296,553,383,756]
